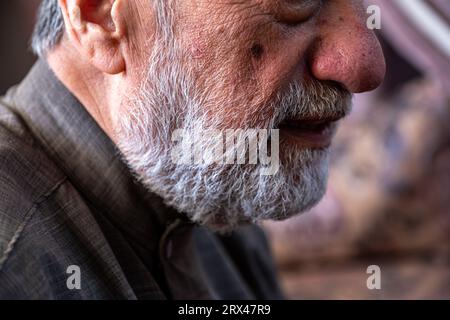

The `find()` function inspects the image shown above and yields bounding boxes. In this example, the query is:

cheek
[256,28,314,92]
[180,17,311,123]
[182,27,261,109]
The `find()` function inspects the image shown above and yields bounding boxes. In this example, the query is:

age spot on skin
[191,41,206,59]
[250,43,264,60]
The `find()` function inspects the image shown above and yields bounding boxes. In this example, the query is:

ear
[58,0,127,74]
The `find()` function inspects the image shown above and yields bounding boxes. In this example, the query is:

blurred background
[265,0,450,299]
[0,0,39,95]
[1,0,450,300]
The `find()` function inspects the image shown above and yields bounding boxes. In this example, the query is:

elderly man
[0,0,384,299]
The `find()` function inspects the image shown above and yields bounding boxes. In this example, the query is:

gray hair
[31,0,64,57]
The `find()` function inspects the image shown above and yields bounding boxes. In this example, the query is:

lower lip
[279,121,338,149]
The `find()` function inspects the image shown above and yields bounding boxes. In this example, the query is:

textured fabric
[0,60,284,300]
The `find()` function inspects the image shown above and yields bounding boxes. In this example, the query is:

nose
[309,6,386,93]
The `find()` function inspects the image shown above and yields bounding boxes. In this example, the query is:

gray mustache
[272,81,353,127]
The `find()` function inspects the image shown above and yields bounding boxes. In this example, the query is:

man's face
[115,0,385,232]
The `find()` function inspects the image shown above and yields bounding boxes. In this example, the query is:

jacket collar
[9,59,185,255]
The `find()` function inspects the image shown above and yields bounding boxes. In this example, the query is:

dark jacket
[0,60,283,300]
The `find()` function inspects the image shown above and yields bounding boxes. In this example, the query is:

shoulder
[0,95,66,266]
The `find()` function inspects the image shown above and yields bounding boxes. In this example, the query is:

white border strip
[396,0,450,59]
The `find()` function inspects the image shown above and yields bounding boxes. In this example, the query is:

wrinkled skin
[48,0,385,230]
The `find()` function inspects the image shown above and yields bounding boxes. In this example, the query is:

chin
[130,147,331,234]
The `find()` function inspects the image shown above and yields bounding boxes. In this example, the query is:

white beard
[116,40,352,233]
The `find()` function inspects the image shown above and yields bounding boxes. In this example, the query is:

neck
[46,44,124,143]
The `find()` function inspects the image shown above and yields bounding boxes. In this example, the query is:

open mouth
[278,117,342,149]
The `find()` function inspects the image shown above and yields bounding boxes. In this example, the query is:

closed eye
[275,0,322,26]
